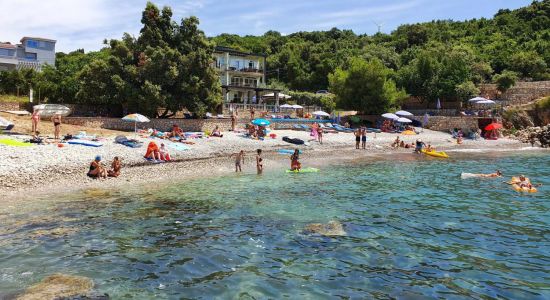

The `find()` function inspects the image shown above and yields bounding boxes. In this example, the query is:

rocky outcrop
[511,125,550,147]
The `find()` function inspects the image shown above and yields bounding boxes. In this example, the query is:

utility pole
[373,21,384,34]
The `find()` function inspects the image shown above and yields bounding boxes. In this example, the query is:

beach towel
[115,135,142,148]
[168,143,190,151]
[0,138,32,147]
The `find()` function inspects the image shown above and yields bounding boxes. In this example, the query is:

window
[231,77,242,86]
[0,49,14,57]
[26,40,39,48]
[25,52,37,60]
[249,61,254,69]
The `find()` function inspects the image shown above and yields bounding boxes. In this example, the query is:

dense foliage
[0,0,548,113]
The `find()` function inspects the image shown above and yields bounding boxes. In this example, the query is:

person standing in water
[231,150,245,172]
[290,149,301,171]
[51,114,62,141]
[317,125,323,144]
[361,127,367,149]
[354,128,361,149]
[256,149,263,174]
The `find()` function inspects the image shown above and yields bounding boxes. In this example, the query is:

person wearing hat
[87,155,107,178]
[414,139,426,153]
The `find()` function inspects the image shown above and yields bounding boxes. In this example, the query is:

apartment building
[0,37,56,71]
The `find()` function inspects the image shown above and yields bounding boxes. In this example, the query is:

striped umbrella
[122,113,150,134]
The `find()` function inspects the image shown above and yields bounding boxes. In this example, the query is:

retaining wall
[412,116,480,131]
[480,81,550,105]
[0,102,23,111]
[63,117,248,132]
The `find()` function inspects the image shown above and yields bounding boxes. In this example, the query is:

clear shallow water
[1,152,550,299]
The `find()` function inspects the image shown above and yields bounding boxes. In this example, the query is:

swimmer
[231,150,245,172]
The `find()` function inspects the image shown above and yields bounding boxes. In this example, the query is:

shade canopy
[312,111,330,117]
[251,118,271,126]
[397,117,412,123]
[468,96,488,103]
[291,104,303,109]
[280,104,293,108]
[485,123,502,131]
[381,113,399,120]
[395,110,413,116]
[476,100,496,105]
[122,113,150,123]
[264,92,291,99]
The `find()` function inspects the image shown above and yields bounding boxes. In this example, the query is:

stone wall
[412,116,481,132]
[480,81,550,105]
[0,102,23,111]
[63,117,248,132]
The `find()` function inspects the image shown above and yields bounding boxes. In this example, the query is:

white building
[213,46,280,104]
[0,37,56,71]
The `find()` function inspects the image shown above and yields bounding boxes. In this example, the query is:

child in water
[290,149,301,171]
[231,150,245,172]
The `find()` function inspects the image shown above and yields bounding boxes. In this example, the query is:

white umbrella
[396,117,412,123]
[291,104,303,109]
[122,113,150,134]
[313,111,330,117]
[265,92,291,99]
[468,96,487,103]
[381,113,399,120]
[476,100,496,105]
[395,110,413,116]
[280,104,293,108]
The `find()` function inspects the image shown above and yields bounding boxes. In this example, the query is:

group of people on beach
[231,148,302,174]
[354,127,368,149]
[87,156,121,179]
[31,109,63,141]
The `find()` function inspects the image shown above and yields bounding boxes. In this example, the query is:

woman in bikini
[31,109,40,135]
[51,114,62,141]
[88,156,107,179]
[256,149,263,174]
[290,149,301,171]
[108,156,122,177]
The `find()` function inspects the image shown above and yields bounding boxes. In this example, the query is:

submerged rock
[16,273,93,300]
[304,220,347,236]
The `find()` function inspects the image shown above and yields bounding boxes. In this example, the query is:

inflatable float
[0,138,32,147]
[286,167,319,173]
[509,177,538,193]
[68,140,103,147]
[421,149,449,158]
[278,149,302,155]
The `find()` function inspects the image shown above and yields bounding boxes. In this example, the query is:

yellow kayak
[421,149,449,158]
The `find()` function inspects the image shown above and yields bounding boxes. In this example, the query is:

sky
[0,0,532,53]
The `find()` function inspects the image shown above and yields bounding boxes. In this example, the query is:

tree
[493,70,518,94]
[509,51,547,79]
[329,58,407,114]
[455,81,480,102]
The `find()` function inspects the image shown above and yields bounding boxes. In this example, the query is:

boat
[421,149,449,158]
[33,104,71,118]
[0,117,14,131]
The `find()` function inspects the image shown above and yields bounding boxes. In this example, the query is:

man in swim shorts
[231,150,245,172]
[415,139,426,153]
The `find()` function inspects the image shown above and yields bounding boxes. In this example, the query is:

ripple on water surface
[1,152,549,299]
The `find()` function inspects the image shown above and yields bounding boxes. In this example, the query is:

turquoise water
[1,151,549,299]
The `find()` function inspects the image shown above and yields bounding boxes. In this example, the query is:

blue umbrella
[251,118,270,126]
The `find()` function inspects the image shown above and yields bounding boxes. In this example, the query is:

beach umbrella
[381,113,399,120]
[122,113,150,134]
[312,111,330,117]
[436,98,441,110]
[423,113,429,127]
[476,100,496,105]
[396,117,412,123]
[484,123,502,131]
[280,104,293,108]
[291,104,303,109]
[251,118,271,126]
[468,96,487,103]
[395,110,413,116]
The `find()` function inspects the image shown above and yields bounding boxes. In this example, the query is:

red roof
[0,43,16,49]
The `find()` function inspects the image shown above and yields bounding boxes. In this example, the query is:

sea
[1,150,549,299]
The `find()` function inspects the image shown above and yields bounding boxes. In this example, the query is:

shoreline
[2,129,543,200]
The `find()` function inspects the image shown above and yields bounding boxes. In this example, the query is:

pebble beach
[0,125,526,199]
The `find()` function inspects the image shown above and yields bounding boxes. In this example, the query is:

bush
[492,70,518,94]
[535,97,550,110]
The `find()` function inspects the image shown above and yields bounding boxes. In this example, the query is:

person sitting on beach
[29,131,43,144]
[159,143,171,161]
[256,149,263,174]
[169,124,184,139]
[257,126,266,138]
[290,149,301,171]
[210,125,223,137]
[144,141,162,161]
[399,140,405,148]
[457,135,464,144]
[425,144,434,152]
[231,150,245,172]
[415,139,426,153]
[108,156,122,177]
[391,136,401,148]
[88,156,107,179]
